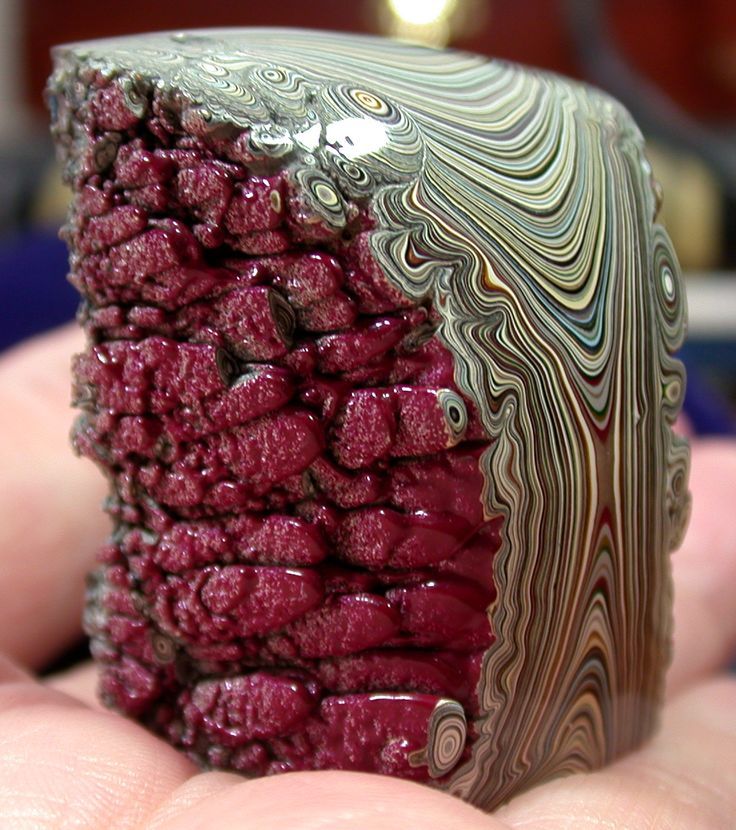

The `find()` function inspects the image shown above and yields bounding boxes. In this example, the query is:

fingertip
[667,438,736,695]
[0,324,109,669]
[0,653,34,685]
[147,770,503,830]
[45,659,103,709]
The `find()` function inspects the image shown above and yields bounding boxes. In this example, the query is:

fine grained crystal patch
[48,28,690,810]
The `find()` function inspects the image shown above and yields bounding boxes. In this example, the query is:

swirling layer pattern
[49,29,690,810]
[426,699,468,779]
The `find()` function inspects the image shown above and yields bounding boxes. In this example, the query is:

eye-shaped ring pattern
[426,699,468,778]
[293,167,348,230]
[437,389,468,443]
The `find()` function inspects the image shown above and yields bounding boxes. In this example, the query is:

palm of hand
[1,327,734,830]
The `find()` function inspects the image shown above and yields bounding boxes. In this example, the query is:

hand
[1,325,734,830]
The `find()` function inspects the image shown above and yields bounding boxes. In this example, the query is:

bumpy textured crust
[48,29,690,810]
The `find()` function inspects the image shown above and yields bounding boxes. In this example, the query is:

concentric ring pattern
[50,29,690,809]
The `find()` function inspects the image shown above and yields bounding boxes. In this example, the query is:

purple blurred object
[0,229,77,351]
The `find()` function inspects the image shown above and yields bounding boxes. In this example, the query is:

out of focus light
[387,0,457,27]
[377,0,486,48]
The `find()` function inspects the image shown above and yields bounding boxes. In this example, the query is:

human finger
[45,658,102,709]
[145,770,504,830]
[667,439,736,697]
[0,325,109,669]
[0,650,199,830]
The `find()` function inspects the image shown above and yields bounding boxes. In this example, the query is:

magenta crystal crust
[54,55,499,782]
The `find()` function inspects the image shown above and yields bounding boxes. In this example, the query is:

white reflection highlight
[325,117,388,159]
[294,122,321,152]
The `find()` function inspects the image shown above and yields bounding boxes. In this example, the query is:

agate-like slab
[48,29,690,810]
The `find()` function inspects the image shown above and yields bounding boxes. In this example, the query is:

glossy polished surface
[49,29,690,810]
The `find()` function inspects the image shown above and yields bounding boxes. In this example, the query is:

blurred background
[1,0,734,434]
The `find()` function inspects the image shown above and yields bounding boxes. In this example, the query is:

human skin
[0,324,734,829]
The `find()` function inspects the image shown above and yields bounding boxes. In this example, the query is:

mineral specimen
[48,29,690,810]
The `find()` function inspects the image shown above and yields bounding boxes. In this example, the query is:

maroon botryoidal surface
[62,74,501,781]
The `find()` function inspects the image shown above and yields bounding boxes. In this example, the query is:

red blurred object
[607,0,736,120]
[24,0,736,120]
